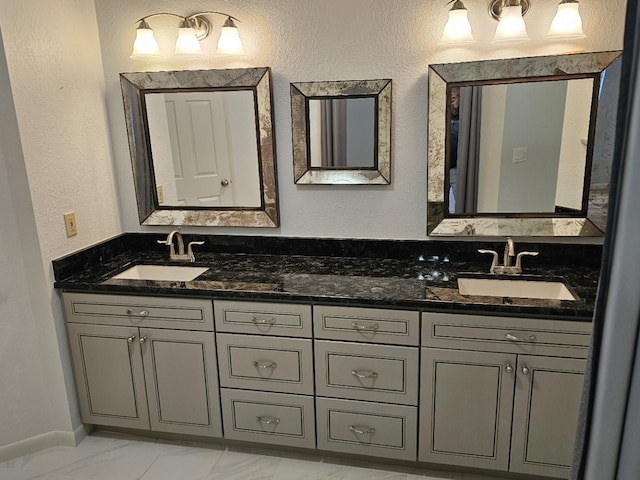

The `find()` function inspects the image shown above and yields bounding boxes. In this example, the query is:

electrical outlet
[64,212,78,237]
[157,185,164,204]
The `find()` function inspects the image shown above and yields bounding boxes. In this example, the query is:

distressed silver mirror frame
[427,51,621,237]
[291,79,392,185]
[120,67,279,227]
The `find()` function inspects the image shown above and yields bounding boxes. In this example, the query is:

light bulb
[217,17,244,55]
[547,1,586,39]
[492,5,530,44]
[130,20,160,58]
[175,26,202,55]
[440,7,476,45]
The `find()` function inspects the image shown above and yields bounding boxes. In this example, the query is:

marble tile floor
[0,432,502,480]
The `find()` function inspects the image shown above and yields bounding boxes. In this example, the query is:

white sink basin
[111,265,209,282]
[457,278,577,301]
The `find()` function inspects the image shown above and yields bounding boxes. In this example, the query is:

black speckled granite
[53,234,602,320]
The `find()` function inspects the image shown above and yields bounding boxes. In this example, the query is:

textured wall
[0,0,123,440]
[0,37,58,446]
[95,0,626,240]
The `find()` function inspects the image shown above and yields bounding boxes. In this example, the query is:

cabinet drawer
[64,293,213,331]
[315,341,419,405]
[221,389,315,449]
[214,300,311,337]
[217,334,314,394]
[422,312,592,358]
[314,306,419,346]
[316,397,417,461]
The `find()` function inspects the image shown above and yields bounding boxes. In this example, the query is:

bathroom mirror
[120,67,279,227]
[427,51,621,237]
[291,79,392,184]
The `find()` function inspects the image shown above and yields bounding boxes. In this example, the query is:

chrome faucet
[503,237,515,268]
[157,229,204,262]
[478,237,539,275]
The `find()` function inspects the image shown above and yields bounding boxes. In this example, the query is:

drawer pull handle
[505,364,514,374]
[349,425,375,435]
[126,309,149,317]
[256,415,280,425]
[251,316,276,325]
[351,370,378,379]
[127,336,136,344]
[253,361,278,370]
[352,322,380,332]
[505,333,537,342]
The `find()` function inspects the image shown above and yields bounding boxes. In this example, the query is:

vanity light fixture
[440,0,476,45]
[130,11,244,59]
[439,0,586,46]
[490,0,530,44]
[547,0,586,39]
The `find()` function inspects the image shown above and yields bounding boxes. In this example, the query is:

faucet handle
[515,251,539,269]
[478,249,499,274]
[187,241,205,263]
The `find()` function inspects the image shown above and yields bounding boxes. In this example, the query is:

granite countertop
[53,235,601,320]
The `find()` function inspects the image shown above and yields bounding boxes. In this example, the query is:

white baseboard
[0,424,91,463]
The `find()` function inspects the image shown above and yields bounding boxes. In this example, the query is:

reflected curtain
[455,86,482,214]
[321,99,348,167]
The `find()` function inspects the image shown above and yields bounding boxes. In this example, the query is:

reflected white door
[164,92,234,206]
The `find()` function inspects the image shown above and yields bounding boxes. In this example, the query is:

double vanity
[52,46,619,480]
[53,233,599,479]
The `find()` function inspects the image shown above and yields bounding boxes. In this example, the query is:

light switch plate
[512,146,528,164]
[64,212,78,237]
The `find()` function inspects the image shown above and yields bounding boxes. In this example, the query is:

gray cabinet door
[419,348,516,471]
[510,355,586,478]
[67,323,149,429]
[140,328,222,437]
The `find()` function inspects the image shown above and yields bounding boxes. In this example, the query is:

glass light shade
[547,2,586,39]
[175,27,202,55]
[492,5,530,44]
[130,27,160,58]
[217,26,244,55]
[440,9,476,45]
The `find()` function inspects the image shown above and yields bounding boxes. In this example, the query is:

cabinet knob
[349,425,376,435]
[505,364,514,374]
[126,309,149,317]
[139,336,148,344]
[127,336,136,344]
[221,179,230,187]
[256,415,280,425]
[522,365,530,375]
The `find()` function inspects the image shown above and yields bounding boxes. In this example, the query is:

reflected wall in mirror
[121,67,279,227]
[291,79,392,184]
[427,51,622,237]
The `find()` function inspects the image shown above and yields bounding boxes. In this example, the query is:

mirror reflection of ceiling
[144,90,260,208]
[448,78,594,215]
[308,97,376,169]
